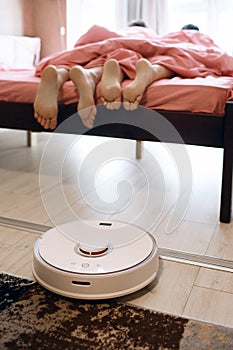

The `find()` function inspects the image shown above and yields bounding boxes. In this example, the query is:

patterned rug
[0,272,233,349]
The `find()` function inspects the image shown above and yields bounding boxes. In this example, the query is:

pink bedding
[0,26,233,115]
[0,69,232,115]
[36,26,233,79]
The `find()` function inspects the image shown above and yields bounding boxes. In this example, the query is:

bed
[0,67,233,223]
[1,30,233,223]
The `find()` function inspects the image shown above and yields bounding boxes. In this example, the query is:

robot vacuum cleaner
[32,220,159,299]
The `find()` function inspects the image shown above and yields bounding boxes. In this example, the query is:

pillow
[0,35,41,69]
[74,25,122,47]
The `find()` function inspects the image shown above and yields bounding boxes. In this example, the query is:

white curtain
[126,0,166,33]
[207,0,233,54]
[115,0,128,30]
[142,0,168,33]
[127,0,141,21]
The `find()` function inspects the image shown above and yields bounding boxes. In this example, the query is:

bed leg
[220,104,233,223]
[26,131,38,147]
[136,140,143,159]
[220,147,233,223]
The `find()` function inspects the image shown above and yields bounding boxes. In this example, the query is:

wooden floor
[1,128,233,328]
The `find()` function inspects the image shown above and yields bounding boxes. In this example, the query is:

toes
[36,115,43,124]
[100,96,121,110]
[34,112,40,121]
[123,100,139,111]
[112,98,121,110]
[34,114,57,130]
[123,93,142,111]
[83,119,93,128]
[107,101,114,110]
[41,118,51,129]
[123,100,131,111]
[84,116,94,128]
[44,119,51,129]
[50,118,57,130]
[123,101,130,111]
[105,101,113,110]
[78,106,96,129]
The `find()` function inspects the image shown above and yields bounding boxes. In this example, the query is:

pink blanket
[36,25,233,79]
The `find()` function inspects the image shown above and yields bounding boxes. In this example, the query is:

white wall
[0,0,23,35]
[0,0,66,57]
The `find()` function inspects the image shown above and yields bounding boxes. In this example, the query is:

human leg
[100,59,124,110]
[69,65,103,128]
[34,65,69,129]
[122,59,174,111]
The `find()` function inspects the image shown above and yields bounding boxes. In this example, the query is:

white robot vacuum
[32,220,159,299]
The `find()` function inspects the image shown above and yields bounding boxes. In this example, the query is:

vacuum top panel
[38,220,154,274]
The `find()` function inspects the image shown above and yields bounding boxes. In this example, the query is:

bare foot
[122,59,158,111]
[100,59,123,110]
[34,65,69,129]
[70,65,103,128]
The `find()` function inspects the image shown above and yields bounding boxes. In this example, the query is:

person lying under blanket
[33,23,233,130]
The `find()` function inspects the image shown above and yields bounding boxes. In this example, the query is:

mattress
[0,69,232,115]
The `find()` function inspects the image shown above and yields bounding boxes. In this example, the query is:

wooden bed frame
[1,100,233,223]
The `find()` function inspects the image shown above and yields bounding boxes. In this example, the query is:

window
[164,0,209,33]
[66,0,233,54]
[66,0,127,49]
[164,0,233,54]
